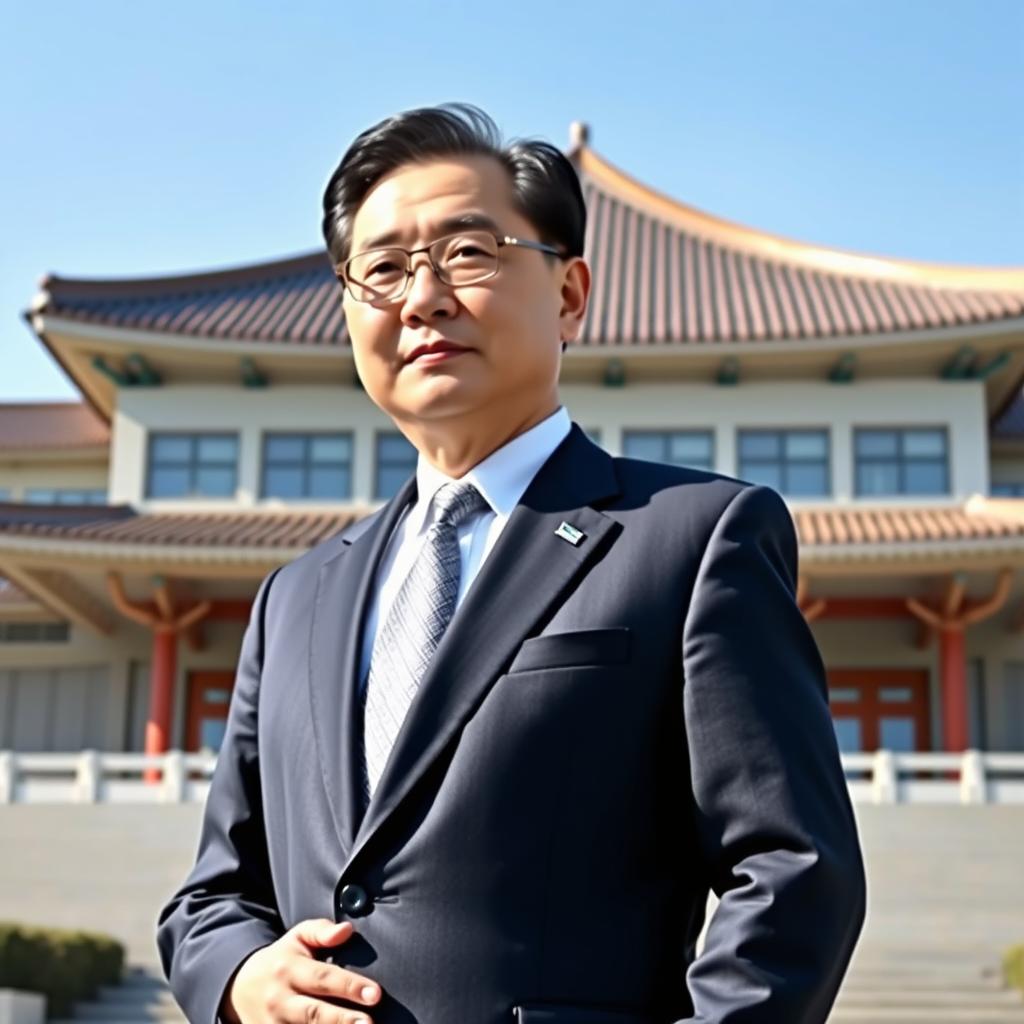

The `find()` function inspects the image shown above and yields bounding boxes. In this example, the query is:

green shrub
[1006,943,1024,995]
[0,922,124,1018]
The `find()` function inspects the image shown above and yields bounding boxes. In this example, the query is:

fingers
[283,994,376,1023]
[289,958,381,1009]
[291,918,355,951]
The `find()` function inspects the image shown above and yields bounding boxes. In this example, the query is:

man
[157,103,866,1024]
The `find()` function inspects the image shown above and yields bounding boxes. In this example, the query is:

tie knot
[430,481,489,530]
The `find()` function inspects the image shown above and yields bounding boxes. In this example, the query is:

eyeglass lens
[346,231,500,301]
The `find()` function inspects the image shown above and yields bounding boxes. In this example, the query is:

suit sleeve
[156,567,286,1024]
[677,484,867,1023]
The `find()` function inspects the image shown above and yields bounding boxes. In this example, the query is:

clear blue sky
[2,0,1022,401]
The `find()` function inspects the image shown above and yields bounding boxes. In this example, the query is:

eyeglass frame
[334,229,568,303]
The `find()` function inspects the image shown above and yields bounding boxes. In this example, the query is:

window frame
[853,425,950,497]
[373,430,418,501]
[145,431,240,500]
[259,430,354,501]
[736,426,832,498]
[621,428,715,471]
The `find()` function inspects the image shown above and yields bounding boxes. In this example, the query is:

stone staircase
[49,965,185,1024]
[829,950,1024,1022]
[2,803,1022,1022]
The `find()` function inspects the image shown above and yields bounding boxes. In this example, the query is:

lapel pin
[555,521,585,546]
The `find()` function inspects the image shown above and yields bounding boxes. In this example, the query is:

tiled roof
[35,145,1024,347]
[792,503,1024,548]
[0,503,361,551]
[1,500,1024,561]
[0,402,110,451]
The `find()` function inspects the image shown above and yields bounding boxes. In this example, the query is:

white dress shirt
[358,405,572,688]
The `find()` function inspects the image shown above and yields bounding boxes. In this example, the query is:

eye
[450,242,486,259]
[364,257,403,278]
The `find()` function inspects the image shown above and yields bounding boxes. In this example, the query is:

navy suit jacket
[157,423,866,1024]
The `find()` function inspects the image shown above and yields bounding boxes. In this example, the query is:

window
[854,427,949,496]
[375,432,417,500]
[261,433,352,500]
[622,430,714,470]
[24,488,107,505]
[0,489,10,501]
[738,429,830,497]
[0,622,70,643]
[991,482,1024,497]
[147,433,239,499]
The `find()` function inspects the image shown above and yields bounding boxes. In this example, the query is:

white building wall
[110,377,990,507]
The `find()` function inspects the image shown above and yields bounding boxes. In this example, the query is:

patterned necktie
[359,480,490,802]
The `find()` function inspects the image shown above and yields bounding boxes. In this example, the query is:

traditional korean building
[3,123,1024,763]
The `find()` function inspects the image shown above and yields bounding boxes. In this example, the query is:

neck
[400,396,560,478]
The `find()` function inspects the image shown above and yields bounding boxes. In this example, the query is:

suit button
[339,883,371,915]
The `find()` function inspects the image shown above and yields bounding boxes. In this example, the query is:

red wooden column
[145,629,178,782]
[938,626,969,752]
[906,569,1012,752]
[107,573,211,783]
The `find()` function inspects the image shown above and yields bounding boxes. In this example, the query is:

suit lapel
[308,474,417,854]
[347,425,622,865]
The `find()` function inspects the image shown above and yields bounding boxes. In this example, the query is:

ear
[558,257,591,345]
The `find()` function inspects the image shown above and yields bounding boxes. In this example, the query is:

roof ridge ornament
[568,120,589,154]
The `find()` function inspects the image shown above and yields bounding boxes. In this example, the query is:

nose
[399,253,458,326]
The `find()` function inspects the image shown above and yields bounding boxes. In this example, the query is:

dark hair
[321,102,586,267]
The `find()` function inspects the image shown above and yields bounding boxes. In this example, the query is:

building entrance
[827,668,931,753]
[185,670,235,754]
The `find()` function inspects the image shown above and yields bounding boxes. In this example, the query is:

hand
[220,918,382,1023]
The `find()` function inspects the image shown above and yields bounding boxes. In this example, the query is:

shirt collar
[407,405,572,534]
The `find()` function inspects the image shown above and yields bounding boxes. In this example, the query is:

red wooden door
[827,668,931,753]
[185,670,235,753]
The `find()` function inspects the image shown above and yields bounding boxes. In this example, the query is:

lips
[404,340,472,364]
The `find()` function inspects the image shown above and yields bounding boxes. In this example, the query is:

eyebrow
[356,212,502,253]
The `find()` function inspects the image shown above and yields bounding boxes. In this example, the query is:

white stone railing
[0,749,1023,804]
[0,750,217,804]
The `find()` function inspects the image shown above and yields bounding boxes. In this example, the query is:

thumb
[291,918,353,952]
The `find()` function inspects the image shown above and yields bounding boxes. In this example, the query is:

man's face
[341,154,584,430]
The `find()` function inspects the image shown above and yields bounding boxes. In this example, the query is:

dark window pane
[669,433,712,465]
[264,466,305,498]
[310,435,351,463]
[786,463,829,496]
[622,433,665,461]
[151,436,191,461]
[265,435,305,462]
[378,433,416,461]
[376,465,411,501]
[785,431,827,459]
[149,467,190,497]
[857,462,900,495]
[309,466,349,499]
[904,461,948,495]
[198,436,238,462]
[195,466,236,497]
[739,432,780,459]
[856,430,898,457]
[903,429,945,458]
[742,463,783,490]
[25,490,55,503]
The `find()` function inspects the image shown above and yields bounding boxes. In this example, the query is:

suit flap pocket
[507,627,631,674]
[513,1003,650,1024]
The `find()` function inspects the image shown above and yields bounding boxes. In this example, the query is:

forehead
[349,154,523,251]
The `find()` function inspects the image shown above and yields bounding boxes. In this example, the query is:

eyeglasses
[336,229,566,303]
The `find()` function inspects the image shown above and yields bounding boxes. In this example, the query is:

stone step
[835,988,1024,1007]
[828,1011,1024,1023]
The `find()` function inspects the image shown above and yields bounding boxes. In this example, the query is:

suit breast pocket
[506,627,631,674]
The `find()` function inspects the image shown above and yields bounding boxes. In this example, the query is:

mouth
[404,340,474,366]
